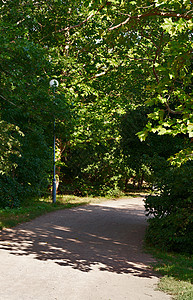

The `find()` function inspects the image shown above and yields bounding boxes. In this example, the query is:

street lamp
[49,79,59,203]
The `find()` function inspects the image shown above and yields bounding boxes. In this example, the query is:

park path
[0,197,170,300]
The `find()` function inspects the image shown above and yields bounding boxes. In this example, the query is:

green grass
[0,195,106,230]
[147,248,193,300]
[158,276,193,300]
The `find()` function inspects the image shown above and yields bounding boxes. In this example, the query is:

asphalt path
[0,197,171,300]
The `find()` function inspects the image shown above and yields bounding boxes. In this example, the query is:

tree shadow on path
[0,200,158,278]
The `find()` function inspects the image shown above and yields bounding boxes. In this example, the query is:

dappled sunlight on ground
[0,199,157,278]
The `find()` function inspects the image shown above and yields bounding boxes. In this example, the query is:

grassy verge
[0,195,107,230]
[0,192,149,230]
[147,248,193,300]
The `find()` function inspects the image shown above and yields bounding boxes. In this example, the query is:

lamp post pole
[49,79,59,203]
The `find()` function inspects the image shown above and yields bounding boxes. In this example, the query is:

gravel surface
[0,197,171,300]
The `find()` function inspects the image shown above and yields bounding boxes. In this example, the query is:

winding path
[0,197,170,299]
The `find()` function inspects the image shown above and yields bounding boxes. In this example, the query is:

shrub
[145,162,193,254]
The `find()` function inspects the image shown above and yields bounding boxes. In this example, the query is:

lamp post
[49,79,59,203]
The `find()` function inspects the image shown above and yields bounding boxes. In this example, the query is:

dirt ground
[0,197,171,300]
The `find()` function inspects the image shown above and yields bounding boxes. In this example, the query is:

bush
[145,162,193,254]
[0,129,52,208]
[0,175,22,208]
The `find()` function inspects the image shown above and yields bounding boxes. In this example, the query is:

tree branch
[108,10,193,31]
[151,31,165,84]
[59,2,107,32]
[126,56,153,62]
[164,95,183,115]
[165,104,183,115]
[0,95,19,108]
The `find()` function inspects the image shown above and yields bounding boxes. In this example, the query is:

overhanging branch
[108,10,193,31]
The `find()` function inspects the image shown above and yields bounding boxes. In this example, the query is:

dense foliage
[0,27,49,206]
[145,162,193,254]
[0,0,192,252]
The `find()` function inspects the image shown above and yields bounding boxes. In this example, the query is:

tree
[0,0,192,206]
[0,7,54,206]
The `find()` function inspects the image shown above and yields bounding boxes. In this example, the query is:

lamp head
[49,79,59,88]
